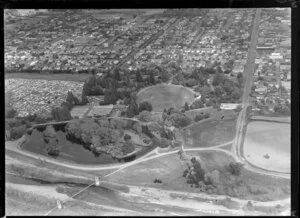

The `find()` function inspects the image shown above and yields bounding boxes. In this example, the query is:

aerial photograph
[4,8,291,216]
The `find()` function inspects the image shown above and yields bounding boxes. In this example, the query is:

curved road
[230,8,290,179]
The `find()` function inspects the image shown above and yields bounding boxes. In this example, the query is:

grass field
[244,121,290,173]
[137,84,195,112]
[104,150,290,201]
[70,105,90,119]
[104,153,193,192]
[21,130,120,165]
[182,118,236,148]
[5,73,90,82]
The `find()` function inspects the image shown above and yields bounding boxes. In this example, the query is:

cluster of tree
[9,125,27,140]
[153,179,162,183]
[189,98,202,109]
[137,110,153,122]
[66,118,122,147]
[183,157,206,185]
[194,112,210,122]
[210,73,243,104]
[274,103,290,115]
[43,125,61,158]
[183,157,222,193]
[123,134,131,141]
[163,107,192,128]
[51,91,83,122]
[6,108,18,119]
[126,100,152,118]
[5,110,53,140]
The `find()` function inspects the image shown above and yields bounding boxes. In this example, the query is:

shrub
[137,110,152,122]
[204,113,210,119]
[6,108,18,118]
[10,125,27,140]
[194,114,204,122]
[139,101,152,112]
[124,134,131,141]
[43,125,57,138]
[122,142,135,154]
[228,162,243,176]
[158,138,170,148]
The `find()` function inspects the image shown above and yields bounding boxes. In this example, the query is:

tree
[237,72,244,85]
[161,70,170,82]
[126,99,139,118]
[114,70,121,81]
[51,106,72,121]
[136,71,143,83]
[194,114,203,122]
[81,92,89,104]
[104,90,118,105]
[214,85,223,97]
[169,113,192,128]
[184,102,190,111]
[139,101,152,112]
[204,113,210,119]
[186,78,198,87]
[149,72,155,84]
[43,125,57,138]
[158,138,170,148]
[124,134,131,141]
[6,108,18,118]
[122,141,135,154]
[10,125,27,140]
[228,162,243,176]
[212,73,225,86]
[47,146,60,158]
[138,110,152,122]
[231,87,241,100]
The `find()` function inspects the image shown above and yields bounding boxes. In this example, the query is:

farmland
[137,84,195,112]
[243,121,290,173]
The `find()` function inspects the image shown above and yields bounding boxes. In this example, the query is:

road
[111,17,180,71]
[230,9,290,179]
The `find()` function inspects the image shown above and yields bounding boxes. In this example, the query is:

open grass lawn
[104,150,290,201]
[5,73,90,82]
[137,84,195,112]
[105,153,195,192]
[183,118,236,148]
[70,105,90,119]
[186,151,290,201]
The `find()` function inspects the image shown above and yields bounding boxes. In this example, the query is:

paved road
[230,9,290,179]
[111,17,180,71]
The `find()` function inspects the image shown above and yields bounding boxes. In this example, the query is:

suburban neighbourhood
[5,8,291,216]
